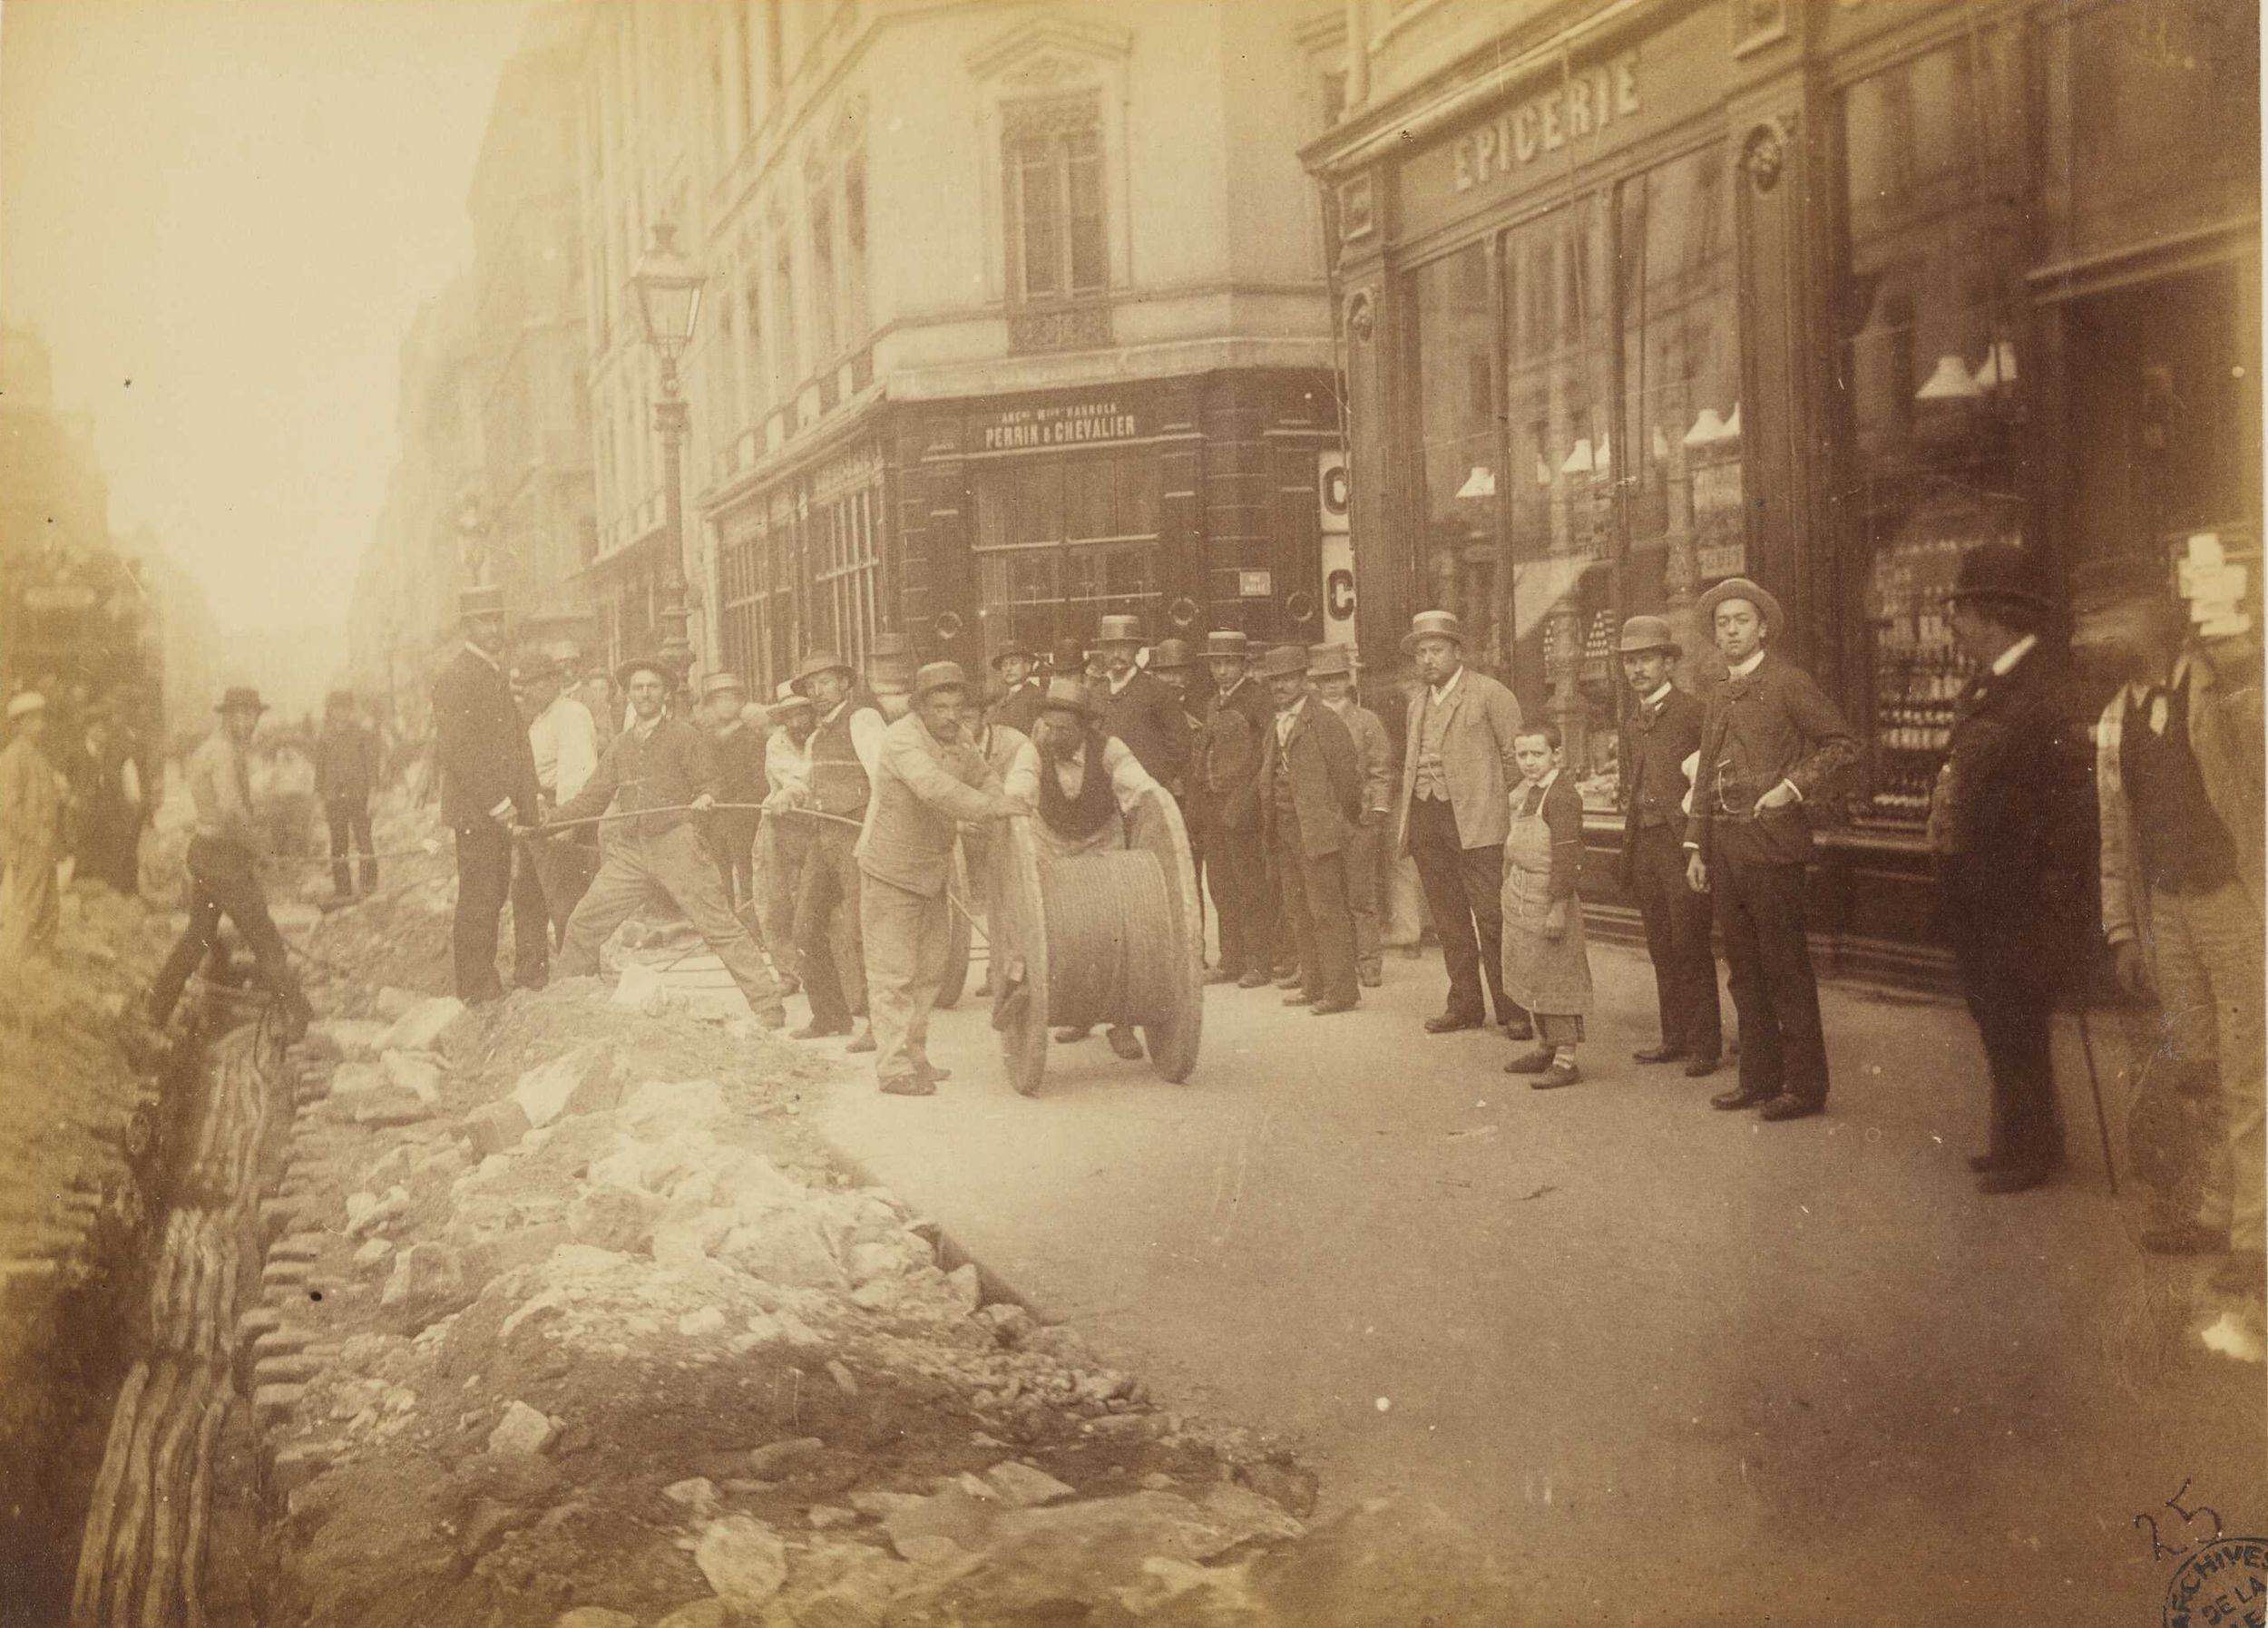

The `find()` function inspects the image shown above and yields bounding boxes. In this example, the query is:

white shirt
[1428,665,1465,706]
[819,697,885,776]
[1108,668,1138,697]
[1729,648,1766,678]
[1275,693,1307,746]
[1642,682,1674,708]
[1990,633,2038,678]
[528,693,598,802]
[765,728,812,799]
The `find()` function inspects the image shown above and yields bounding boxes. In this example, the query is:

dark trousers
[507,837,555,987]
[709,811,758,914]
[149,837,308,1025]
[1629,822,1721,1058]
[452,820,523,1004]
[1941,862,2062,1167]
[1273,837,1357,1008]
[325,796,376,895]
[1205,823,1269,977]
[794,821,867,1029]
[1407,793,1514,1025]
[1711,825,1829,1104]
[534,835,601,945]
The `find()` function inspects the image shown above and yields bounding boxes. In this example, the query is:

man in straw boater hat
[1308,643,1393,988]
[536,656,789,1027]
[1393,609,1530,1038]
[1931,541,2097,1195]
[431,583,543,1002]
[757,680,819,996]
[786,648,886,1049]
[856,661,1023,1093]
[1256,645,1364,1016]
[142,687,314,1035]
[1199,629,1275,987]
[989,637,1047,737]
[1615,615,1722,1077]
[0,690,66,965]
[1684,576,1858,1122]
[2077,546,2263,1293]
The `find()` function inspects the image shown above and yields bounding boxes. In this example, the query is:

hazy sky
[1,0,531,635]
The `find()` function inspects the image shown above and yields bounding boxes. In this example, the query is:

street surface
[820,937,2267,1625]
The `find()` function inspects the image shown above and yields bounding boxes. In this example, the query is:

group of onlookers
[0,679,159,965]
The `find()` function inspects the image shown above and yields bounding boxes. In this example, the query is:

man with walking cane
[534,657,788,1028]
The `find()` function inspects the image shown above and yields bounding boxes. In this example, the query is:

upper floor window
[1004,98,1106,304]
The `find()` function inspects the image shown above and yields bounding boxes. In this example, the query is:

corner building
[1305,0,2259,981]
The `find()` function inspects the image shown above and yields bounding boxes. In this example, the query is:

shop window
[1835,28,2026,825]
[1004,99,1108,305]
[811,483,880,666]
[971,450,1160,662]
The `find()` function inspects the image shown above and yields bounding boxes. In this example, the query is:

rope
[1035,849,1178,1030]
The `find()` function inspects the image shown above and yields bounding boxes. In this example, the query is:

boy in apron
[1501,724,1593,1088]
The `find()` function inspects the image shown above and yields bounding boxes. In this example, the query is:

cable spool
[988,790,1202,1096]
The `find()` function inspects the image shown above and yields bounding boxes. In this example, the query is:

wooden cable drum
[987,790,1202,1096]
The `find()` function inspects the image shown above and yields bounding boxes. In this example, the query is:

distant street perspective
[2,1,2263,1625]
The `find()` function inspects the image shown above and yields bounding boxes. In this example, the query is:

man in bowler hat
[1684,578,1859,1120]
[1931,541,2097,1192]
[1617,616,1721,1076]
[1094,615,1190,795]
[1256,645,1364,1015]
[1199,630,1275,986]
[431,585,543,1002]
[989,639,1047,737]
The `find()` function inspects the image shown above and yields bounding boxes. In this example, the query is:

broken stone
[353,1093,433,1129]
[328,1061,387,1097]
[976,1302,1036,1347]
[944,1263,982,1312]
[718,1214,844,1290]
[826,1360,858,1397]
[310,1018,392,1060]
[488,1400,558,1457]
[512,1042,621,1127]
[653,1602,730,1628]
[677,1306,726,1338]
[569,1184,663,1255]
[881,1487,1001,1559]
[380,1049,444,1103]
[552,1612,637,1628]
[380,1243,475,1332]
[745,1436,825,1478]
[983,1461,1075,1508]
[462,1099,531,1159]
[381,995,467,1053]
[372,986,420,1020]
[619,1077,725,1140]
[1247,1496,1513,1625]
[1236,1460,1319,1519]
[807,1506,856,1531]
[663,1477,720,1517]
[693,1515,787,1613]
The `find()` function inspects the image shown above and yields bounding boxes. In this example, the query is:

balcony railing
[1009,300,1113,353]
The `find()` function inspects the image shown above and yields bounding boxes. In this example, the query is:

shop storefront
[1312,0,2259,984]
[709,434,890,697]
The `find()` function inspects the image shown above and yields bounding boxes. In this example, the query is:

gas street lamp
[631,220,707,689]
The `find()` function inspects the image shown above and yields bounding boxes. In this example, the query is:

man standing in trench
[540,658,787,1028]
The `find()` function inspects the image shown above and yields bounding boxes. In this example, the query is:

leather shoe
[1425,1012,1485,1035]
[1282,991,1315,1008]
[2139,1220,2233,1254]
[1358,967,1382,988]
[1274,971,1304,989]
[1531,1059,1582,1090]
[1756,1095,1822,1123]
[846,1027,876,1055]
[1502,1046,1554,1075]
[790,1022,851,1040]
[1977,1162,2051,1194]
[1204,968,1242,986]
[1501,1019,1535,1041]
[1682,1056,1721,1078]
[878,1073,936,1097]
[1237,970,1272,989]
[1052,1026,1091,1043]
[1711,1087,1774,1111]
[1312,998,1357,1016]
[916,1061,953,1084]
[1632,1044,1685,1065]
[1106,1025,1144,1060]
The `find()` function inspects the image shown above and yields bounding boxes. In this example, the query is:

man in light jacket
[1393,609,1530,1038]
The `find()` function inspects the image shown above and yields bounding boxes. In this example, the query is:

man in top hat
[1930,541,2097,1194]
[787,648,886,1048]
[1616,616,1721,1077]
[857,661,1022,1093]
[538,658,788,1026]
[315,687,382,902]
[1309,644,1393,987]
[143,687,314,1034]
[867,631,919,721]
[699,670,766,920]
[1684,577,1859,1121]
[0,691,66,964]
[758,680,820,995]
[1257,646,1364,1015]
[432,585,543,1002]
[1093,615,1189,797]
[1394,609,1530,1037]
[990,639,1047,736]
[1200,629,1275,986]
[2080,551,2262,1289]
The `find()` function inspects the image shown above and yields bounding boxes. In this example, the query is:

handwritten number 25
[2135,1478,2224,1562]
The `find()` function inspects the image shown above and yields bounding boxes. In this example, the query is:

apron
[1500,786,1592,1018]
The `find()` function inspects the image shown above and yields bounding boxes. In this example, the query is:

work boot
[1204,968,1242,986]
[879,1073,935,1097]
[1052,1026,1092,1044]
[914,1059,953,1085]
[752,1005,788,1031]
[791,1021,852,1040]
[1531,1058,1582,1090]
[1273,970,1303,990]
[1502,1046,1554,1075]
[1756,1095,1823,1124]
[1106,1025,1143,1060]
[1236,970,1271,989]
[1711,1087,1774,1111]
[1633,1044,1685,1065]
[846,1021,876,1055]
[1682,1056,1721,1078]
[1357,966,1382,988]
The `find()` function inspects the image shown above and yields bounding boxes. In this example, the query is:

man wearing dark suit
[1616,616,1721,1077]
[1200,631,1275,986]
[1093,615,1190,795]
[1932,542,2097,1193]
[989,640,1047,737]
[431,585,542,1003]
[1684,578,1860,1121]
[1256,644,1363,1015]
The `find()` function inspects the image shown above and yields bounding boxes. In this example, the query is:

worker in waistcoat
[857,662,1021,1094]
[787,649,885,1049]
[757,682,819,996]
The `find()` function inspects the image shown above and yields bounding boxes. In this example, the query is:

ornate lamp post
[631,220,707,687]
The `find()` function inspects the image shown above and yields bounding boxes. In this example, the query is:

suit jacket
[1202,676,1274,833]
[1325,697,1395,819]
[1394,666,1524,855]
[1258,699,1362,859]
[1618,685,1706,883]
[991,678,1046,738]
[1100,670,1191,794]
[1684,651,1858,866]
[432,644,539,830]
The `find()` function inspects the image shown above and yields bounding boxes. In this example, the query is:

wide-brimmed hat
[1696,576,1784,639]
[1256,644,1312,681]
[615,655,671,689]
[769,678,816,722]
[1149,637,1196,673]
[990,640,1041,669]
[1947,541,2057,612]
[1037,678,1098,719]
[1202,630,1251,662]
[459,584,505,621]
[6,692,45,721]
[215,686,269,716]
[912,660,970,701]
[1306,644,1354,678]
[793,650,854,691]
[1406,609,1464,647]
[1048,637,1088,675]
[1616,615,1681,657]
[1094,614,1145,647]
[700,670,747,700]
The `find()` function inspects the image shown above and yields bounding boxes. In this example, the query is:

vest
[2123,683,2241,894]
[809,700,876,816]
[1271,715,1302,833]
[1038,729,1119,843]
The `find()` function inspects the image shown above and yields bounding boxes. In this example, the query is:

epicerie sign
[978,399,1142,453]
[1452,53,1640,191]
